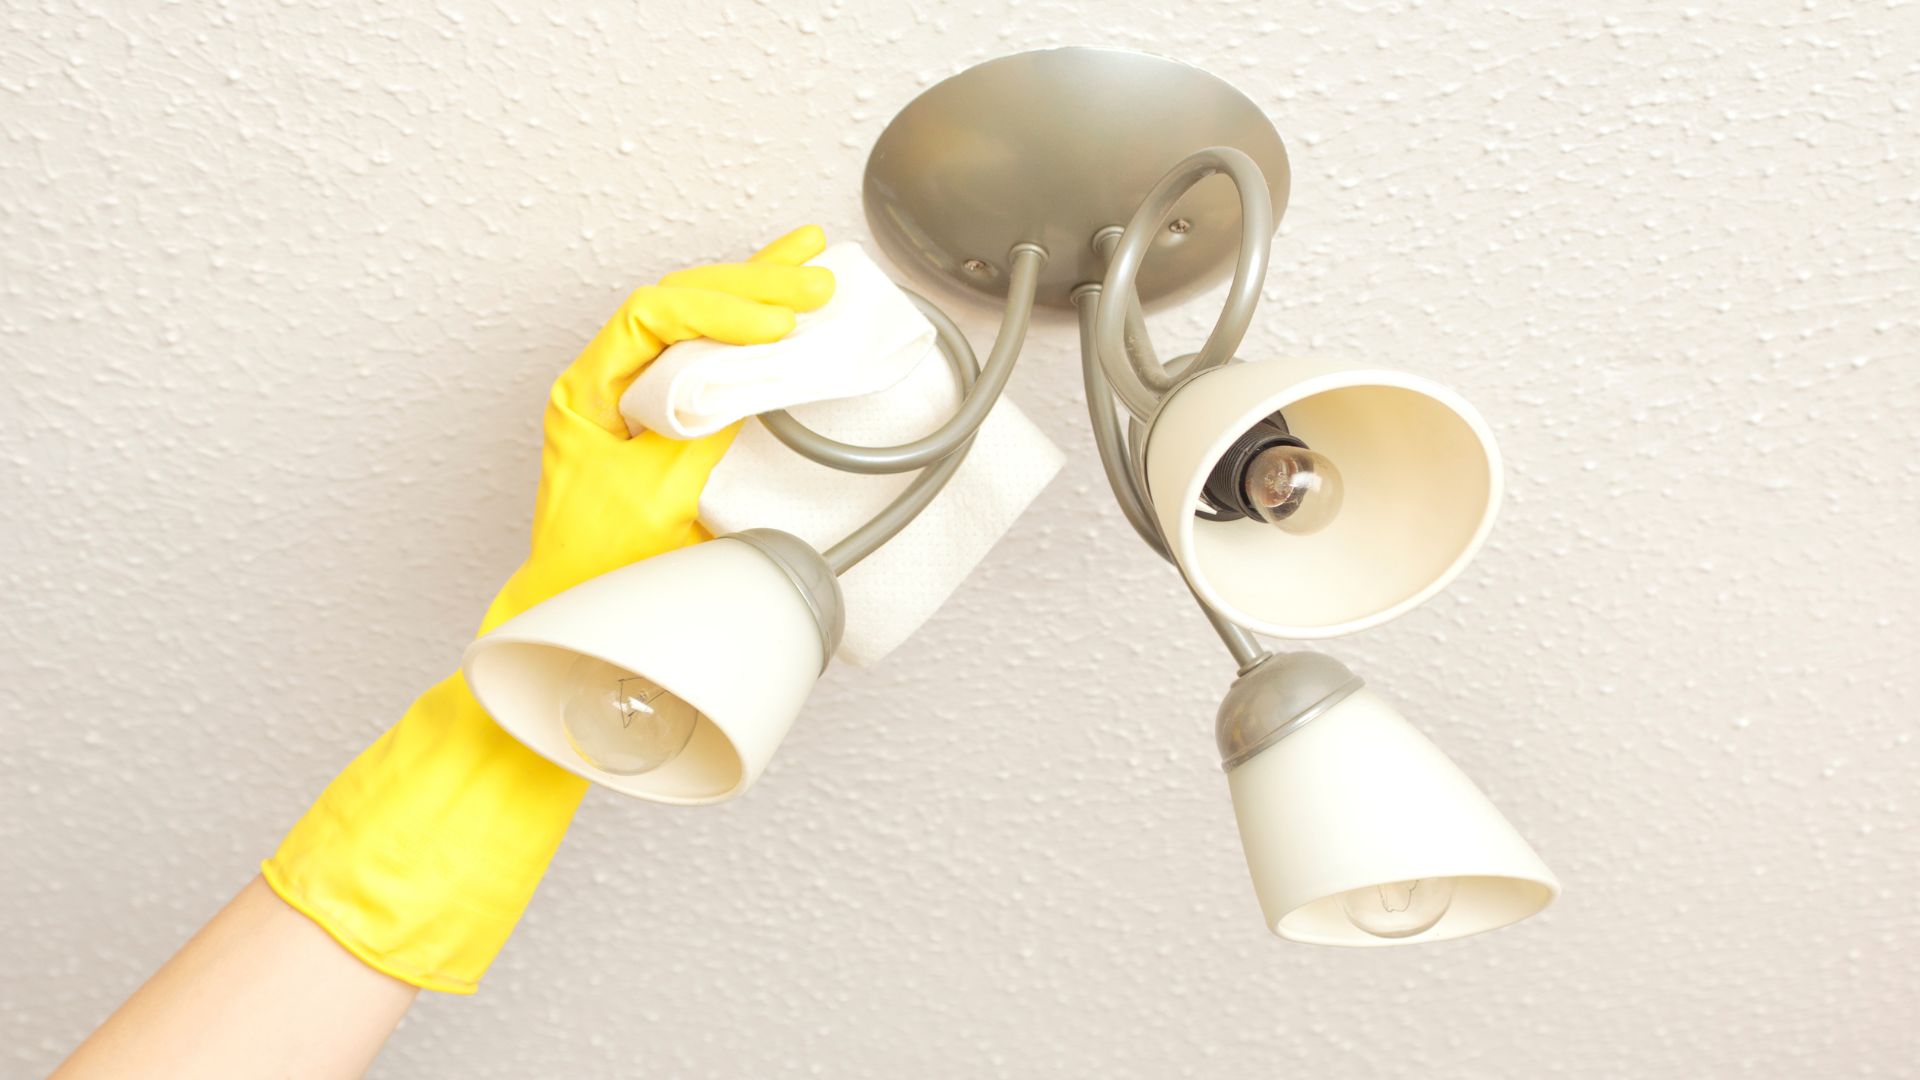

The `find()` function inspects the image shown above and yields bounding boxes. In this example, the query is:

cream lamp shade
[1216,653,1558,946]
[1144,358,1503,638]
[462,531,840,805]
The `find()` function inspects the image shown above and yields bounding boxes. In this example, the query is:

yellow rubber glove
[262,227,834,994]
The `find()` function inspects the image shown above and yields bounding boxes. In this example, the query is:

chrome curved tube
[820,288,985,574]
[1090,227,1170,401]
[1075,288,1267,670]
[1073,284,1166,559]
[1093,146,1274,420]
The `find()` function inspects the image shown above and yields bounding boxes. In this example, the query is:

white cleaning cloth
[621,242,936,439]
[697,366,1065,667]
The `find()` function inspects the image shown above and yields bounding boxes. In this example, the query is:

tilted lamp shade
[462,536,825,805]
[1228,685,1558,945]
[1144,358,1502,637]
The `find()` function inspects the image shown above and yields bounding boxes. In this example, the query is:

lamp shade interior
[464,642,745,802]
[1146,359,1502,637]
[463,537,825,805]
[1274,874,1557,946]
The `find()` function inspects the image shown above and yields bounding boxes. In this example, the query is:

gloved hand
[262,227,834,994]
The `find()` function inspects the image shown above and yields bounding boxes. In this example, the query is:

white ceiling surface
[4,2,1916,1076]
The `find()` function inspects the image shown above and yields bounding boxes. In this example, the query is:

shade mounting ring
[862,46,1290,311]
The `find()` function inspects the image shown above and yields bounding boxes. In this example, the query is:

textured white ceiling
[4,2,1917,1077]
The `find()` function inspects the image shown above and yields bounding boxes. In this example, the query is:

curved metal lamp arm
[1093,146,1275,420]
[1073,284,1167,559]
[1075,284,1268,671]
[1201,603,1271,673]
[813,243,1046,573]
[820,290,984,574]
[761,244,1046,475]
[1089,227,1170,399]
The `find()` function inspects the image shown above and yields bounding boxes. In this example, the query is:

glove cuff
[262,674,588,993]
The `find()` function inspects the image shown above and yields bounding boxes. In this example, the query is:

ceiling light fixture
[464,46,1558,945]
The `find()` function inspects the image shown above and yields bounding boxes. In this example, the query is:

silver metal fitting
[727,529,845,673]
[1215,652,1364,772]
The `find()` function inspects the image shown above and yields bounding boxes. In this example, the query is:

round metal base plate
[862,47,1290,310]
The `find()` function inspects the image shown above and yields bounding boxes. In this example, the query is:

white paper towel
[697,354,1064,668]
[621,243,936,439]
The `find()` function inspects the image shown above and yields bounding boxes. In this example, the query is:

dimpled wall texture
[3,2,1917,1077]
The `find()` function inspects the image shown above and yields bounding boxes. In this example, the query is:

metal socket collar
[727,529,845,672]
[1215,652,1365,772]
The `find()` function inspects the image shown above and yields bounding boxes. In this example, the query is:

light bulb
[1243,444,1343,534]
[558,655,700,775]
[1339,877,1456,939]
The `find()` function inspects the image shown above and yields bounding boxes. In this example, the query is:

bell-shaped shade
[1226,685,1558,945]
[462,536,825,805]
[1145,358,1502,637]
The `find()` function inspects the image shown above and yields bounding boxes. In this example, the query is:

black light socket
[1197,413,1305,522]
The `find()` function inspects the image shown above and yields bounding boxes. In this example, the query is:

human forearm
[54,876,417,1080]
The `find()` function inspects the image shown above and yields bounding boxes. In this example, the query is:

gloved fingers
[629,285,799,346]
[656,261,835,313]
[749,224,827,266]
[551,286,798,436]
